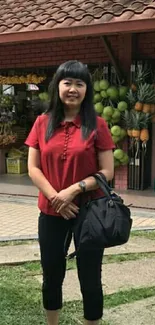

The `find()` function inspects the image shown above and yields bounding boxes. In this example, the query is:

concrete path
[0,192,155,325]
[0,236,155,265]
[104,296,155,325]
[0,195,155,241]
[104,297,155,325]
[33,257,155,300]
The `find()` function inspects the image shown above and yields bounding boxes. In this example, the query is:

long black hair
[45,60,97,141]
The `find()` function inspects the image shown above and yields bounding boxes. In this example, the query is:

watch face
[80,181,86,192]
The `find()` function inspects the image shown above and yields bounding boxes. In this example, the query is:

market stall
[92,62,155,190]
[0,72,48,174]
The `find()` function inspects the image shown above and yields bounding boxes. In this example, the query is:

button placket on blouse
[61,124,70,161]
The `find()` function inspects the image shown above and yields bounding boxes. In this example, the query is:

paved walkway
[104,296,155,325]
[0,194,155,241]
[1,235,155,265]
[1,174,155,209]
[0,194,155,325]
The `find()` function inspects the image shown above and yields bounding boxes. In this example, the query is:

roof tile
[0,0,155,35]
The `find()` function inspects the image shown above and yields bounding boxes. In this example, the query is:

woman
[25,60,115,325]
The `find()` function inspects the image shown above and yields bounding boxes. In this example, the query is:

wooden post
[101,35,125,83]
[0,149,7,174]
[118,34,132,84]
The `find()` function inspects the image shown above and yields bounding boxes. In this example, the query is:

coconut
[95,102,104,114]
[111,118,120,124]
[117,101,128,112]
[101,113,111,123]
[94,93,102,103]
[103,106,114,117]
[100,90,108,99]
[93,81,100,92]
[114,149,124,161]
[112,109,121,120]
[119,86,128,99]
[107,86,119,101]
[111,125,121,136]
[120,128,127,139]
[99,79,109,90]
[120,153,129,165]
[114,158,120,168]
[112,135,120,144]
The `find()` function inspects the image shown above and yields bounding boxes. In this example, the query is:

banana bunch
[0,74,46,85]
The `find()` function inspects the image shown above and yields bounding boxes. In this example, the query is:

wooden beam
[101,35,125,83]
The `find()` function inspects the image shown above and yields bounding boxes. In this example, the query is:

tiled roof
[0,0,155,34]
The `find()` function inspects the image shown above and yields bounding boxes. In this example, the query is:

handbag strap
[93,173,113,199]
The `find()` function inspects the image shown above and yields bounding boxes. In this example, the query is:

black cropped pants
[38,212,104,321]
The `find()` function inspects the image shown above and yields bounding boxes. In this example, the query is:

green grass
[67,251,155,270]
[131,230,155,240]
[3,250,155,272]
[0,239,38,247]
[0,263,155,325]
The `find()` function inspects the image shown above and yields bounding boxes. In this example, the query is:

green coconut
[119,86,128,99]
[101,113,111,122]
[99,79,109,90]
[117,101,128,112]
[111,118,120,124]
[103,106,114,117]
[114,149,124,161]
[95,102,104,113]
[120,153,129,165]
[107,86,119,101]
[94,93,102,103]
[112,135,120,144]
[100,90,108,99]
[112,109,121,120]
[93,81,100,92]
[114,158,120,168]
[120,128,127,139]
[111,125,121,136]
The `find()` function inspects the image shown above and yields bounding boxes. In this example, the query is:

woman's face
[58,78,87,109]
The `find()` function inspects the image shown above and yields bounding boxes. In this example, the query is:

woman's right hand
[59,203,79,220]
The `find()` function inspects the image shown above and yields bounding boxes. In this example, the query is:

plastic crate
[6,158,28,174]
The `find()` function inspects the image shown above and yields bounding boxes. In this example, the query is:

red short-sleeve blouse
[25,114,115,215]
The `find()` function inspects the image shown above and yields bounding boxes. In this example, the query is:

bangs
[56,60,90,84]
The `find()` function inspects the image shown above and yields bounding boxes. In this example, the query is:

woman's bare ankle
[46,309,59,325]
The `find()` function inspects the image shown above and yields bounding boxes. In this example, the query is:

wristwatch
[78,181,86,193]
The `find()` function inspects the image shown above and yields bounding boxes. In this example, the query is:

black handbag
[70,173,132,255]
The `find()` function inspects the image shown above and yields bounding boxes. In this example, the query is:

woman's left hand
[51,186,79,213]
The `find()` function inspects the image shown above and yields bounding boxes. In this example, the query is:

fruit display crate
[6,157,28,174]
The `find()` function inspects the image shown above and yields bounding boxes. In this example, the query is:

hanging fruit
[92,66,129,168]
[139,113,151,143]
[130,65,150,93]
[0,74,46,84]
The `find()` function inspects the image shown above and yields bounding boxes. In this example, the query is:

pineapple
[142,84,155,113]
[131,110,145,139]
[122,110,133,137]
[140,113,151,143]
[126,89,136,109]
[135,83,155,112]
[131,65,150,92]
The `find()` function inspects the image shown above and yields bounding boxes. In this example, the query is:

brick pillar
[151,123,155,189]
[114,34,132,191]
[114,140,128,191]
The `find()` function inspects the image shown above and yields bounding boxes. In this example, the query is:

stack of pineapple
[123,67,155,144]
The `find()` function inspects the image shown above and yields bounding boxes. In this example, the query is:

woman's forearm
[70,169,114,196]
[28,167,57,200]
